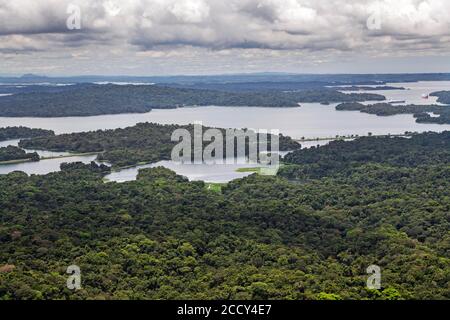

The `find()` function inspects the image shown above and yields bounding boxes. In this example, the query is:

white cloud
[169,0,210,23]
[0,0,449,74]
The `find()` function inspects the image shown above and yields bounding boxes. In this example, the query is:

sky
[1,0,450,76]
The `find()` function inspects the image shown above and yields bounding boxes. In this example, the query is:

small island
[0,126,55,141]
[0,145,39,164]
[335,102,450,124]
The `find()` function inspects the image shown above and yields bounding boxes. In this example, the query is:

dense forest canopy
[0,82,397,95]
[0,146,39,162]
[0,84,385,117]
[19,123,301,167]
[0,127,54,142]
[335,102,450,124]
[431,91,450,105]
[0,131,449,300]
[281,131,450,179]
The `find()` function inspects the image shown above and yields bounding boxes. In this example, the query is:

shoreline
[0,152,101,166]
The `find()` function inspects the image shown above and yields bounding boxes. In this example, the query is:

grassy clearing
[206,183,226,193]
[235,167,261,173]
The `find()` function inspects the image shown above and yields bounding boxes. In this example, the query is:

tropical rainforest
[0,130,449,300]
[19,123,301,167]
[336,102,450,124]
[0,84,385,117]
[0,146,39,162]
[431,91,450,105]
[0,127,55,141]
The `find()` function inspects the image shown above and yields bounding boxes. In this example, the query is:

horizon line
[2,71,450,79]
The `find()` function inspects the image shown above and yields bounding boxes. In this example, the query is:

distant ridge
[0,72,449,86]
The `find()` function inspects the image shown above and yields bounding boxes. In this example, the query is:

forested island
[0,146,39,163]
[0,84,385,117]
[19,123,301,167]
[0,131,448,300]
[0,127,55,141]
[431,91,450,105]
[336,102,450,124]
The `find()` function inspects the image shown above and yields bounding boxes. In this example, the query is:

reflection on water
[22,149,72,158]
[343,81,450,106]
[0,81,450,138]
[0,138,93,176]
[0,139,20,148]
[0,139,72,157]
[0,155,98,175]
[106,151,298,183]
[0,142,294,181]
[0,103,449,139]
[105,160,265,183]
[1,81,450,180]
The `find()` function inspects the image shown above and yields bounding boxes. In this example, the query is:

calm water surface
[0,155,98,175]
[0,103,449,138]
[1,81,449,181]
[343,81,450,106]
[104,160,265,183]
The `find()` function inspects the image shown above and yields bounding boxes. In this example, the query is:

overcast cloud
[0,0,449,75]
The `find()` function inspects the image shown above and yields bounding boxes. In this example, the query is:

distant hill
[20,74,48,79]
[0,72,450,86]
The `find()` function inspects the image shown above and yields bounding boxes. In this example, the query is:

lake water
[0,139,20,148]
[104,160,265,183]
[0,139,72,157]
[0,80,449,182]
[0,103,449,139]
[103,151,292,183]
[342,81,450,106]
[0,154,98,175]
[0,138,97,176]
